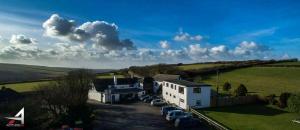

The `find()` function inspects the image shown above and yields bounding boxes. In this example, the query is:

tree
[223,82,231,92]
[143,77,154,94]
[234,84,248,96]
[288,93,300,115]
[37,69,94,127]
[279,92,291,108]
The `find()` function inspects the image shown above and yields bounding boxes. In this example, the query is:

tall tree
[234,84,248,96]
[223,82,231,92]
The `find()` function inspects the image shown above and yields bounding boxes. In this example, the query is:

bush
[278,92,291,108]
[266,94,277,105]
[223,82,231,92]
[234,84,248,96]
[287,93,300,114]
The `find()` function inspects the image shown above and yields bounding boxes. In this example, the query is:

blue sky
[0,0,299,68]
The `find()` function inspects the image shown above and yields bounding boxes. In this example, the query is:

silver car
[150,99,166,106]
[165,110,192,121]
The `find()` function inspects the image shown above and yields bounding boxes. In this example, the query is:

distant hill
[0,63,112,83]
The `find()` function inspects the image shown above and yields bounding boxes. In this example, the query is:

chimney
[114,75,117,85]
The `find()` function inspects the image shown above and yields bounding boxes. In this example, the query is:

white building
[153,74,180,94]
[162,79,211,109]
[88,76,144,103]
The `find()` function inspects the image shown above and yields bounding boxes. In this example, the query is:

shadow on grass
[202,105,287,116]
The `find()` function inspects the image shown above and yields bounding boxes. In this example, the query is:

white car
[150,99,166,106]
[166,110,192,121]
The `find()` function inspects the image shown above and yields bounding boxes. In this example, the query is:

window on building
[171,84,173,89]
[179,87,184,94]
[174,85,176,90]
[166,83,169,87]
[173,95,176,98]
[196,100,202,106]
[180,98,184,103]
[170,94,172,96]
[166,92,168,95]
[193,88,201,93]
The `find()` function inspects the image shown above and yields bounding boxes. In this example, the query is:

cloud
[233,41,270,55]
[0,44,41,59]
[42,14,75,36]
[173,29,202,42]
[159,40,169,49]
[9,34,36,44]
[210,45,229,55]
[42,14,136,50]
[281,53,290,59]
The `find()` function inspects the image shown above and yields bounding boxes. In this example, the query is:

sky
[0,0,299,69]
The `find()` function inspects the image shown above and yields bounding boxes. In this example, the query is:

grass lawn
[96,73,125,79]
[178,63,231,70]
[1,81,50,92]
[269,62,300,66]
[199,105,300,130]
[195,67,300,96]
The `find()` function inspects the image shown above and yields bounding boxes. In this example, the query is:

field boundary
[190,108,230,130]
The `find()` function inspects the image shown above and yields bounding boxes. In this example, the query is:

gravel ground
[89,100,212,130]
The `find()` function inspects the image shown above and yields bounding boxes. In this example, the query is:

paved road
[90,101,212,130]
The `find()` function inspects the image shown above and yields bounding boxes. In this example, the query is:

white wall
[186,87,211,108]
[88,89,102,102]
[162,81,211,109]
[153,81,163,94]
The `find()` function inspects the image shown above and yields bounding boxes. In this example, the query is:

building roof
[165,79,211,87]
[112,88,143,94]
[153,74,180,82]
[93,78,138,92]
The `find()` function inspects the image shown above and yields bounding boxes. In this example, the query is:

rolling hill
[0,63,112,84]
[195,65,300,96]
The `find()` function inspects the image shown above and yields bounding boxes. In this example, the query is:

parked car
[143,96,154,103]
[174,116,201,128]
[165,110,192,121]
[160,106,181,116]
[150,99,166,106]
[139,95,149,101]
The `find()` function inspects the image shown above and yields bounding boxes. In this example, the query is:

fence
[190,108,229,130]
[210,95,257,107]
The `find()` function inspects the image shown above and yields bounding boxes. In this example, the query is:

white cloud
[159,40,169,49]
[210,45,228,55]
[233,41,269,55]
[9,34,36,44]
[173,30,203,42]
[0,44,41,59]
[42,14,136,50]
[42,14,75,36]
[281,53,290,59]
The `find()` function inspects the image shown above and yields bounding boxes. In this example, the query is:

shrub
[287,93,300,114]
[234,84,248,96]
[223,82,231,92]
[278,92,291,108]
[266,94,277,105]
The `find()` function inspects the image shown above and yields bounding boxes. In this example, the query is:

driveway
[90,101,212,130]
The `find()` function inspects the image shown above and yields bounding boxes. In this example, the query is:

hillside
[195,66,300,96]
[0,63,112,83]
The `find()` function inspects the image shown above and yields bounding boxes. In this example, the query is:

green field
[1,81,51,92]
[200,105,300,130]
[269,62,300,66]
[196,67,300,96]
[178,63,231,70]
[96,73,125,79]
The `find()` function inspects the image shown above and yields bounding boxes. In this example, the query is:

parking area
[90,101,211,130]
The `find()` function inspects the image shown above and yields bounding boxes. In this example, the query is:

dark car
[143,96,154,103]
[174,116,201,128]
[139,95,149,101]
[160,106,181,116]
